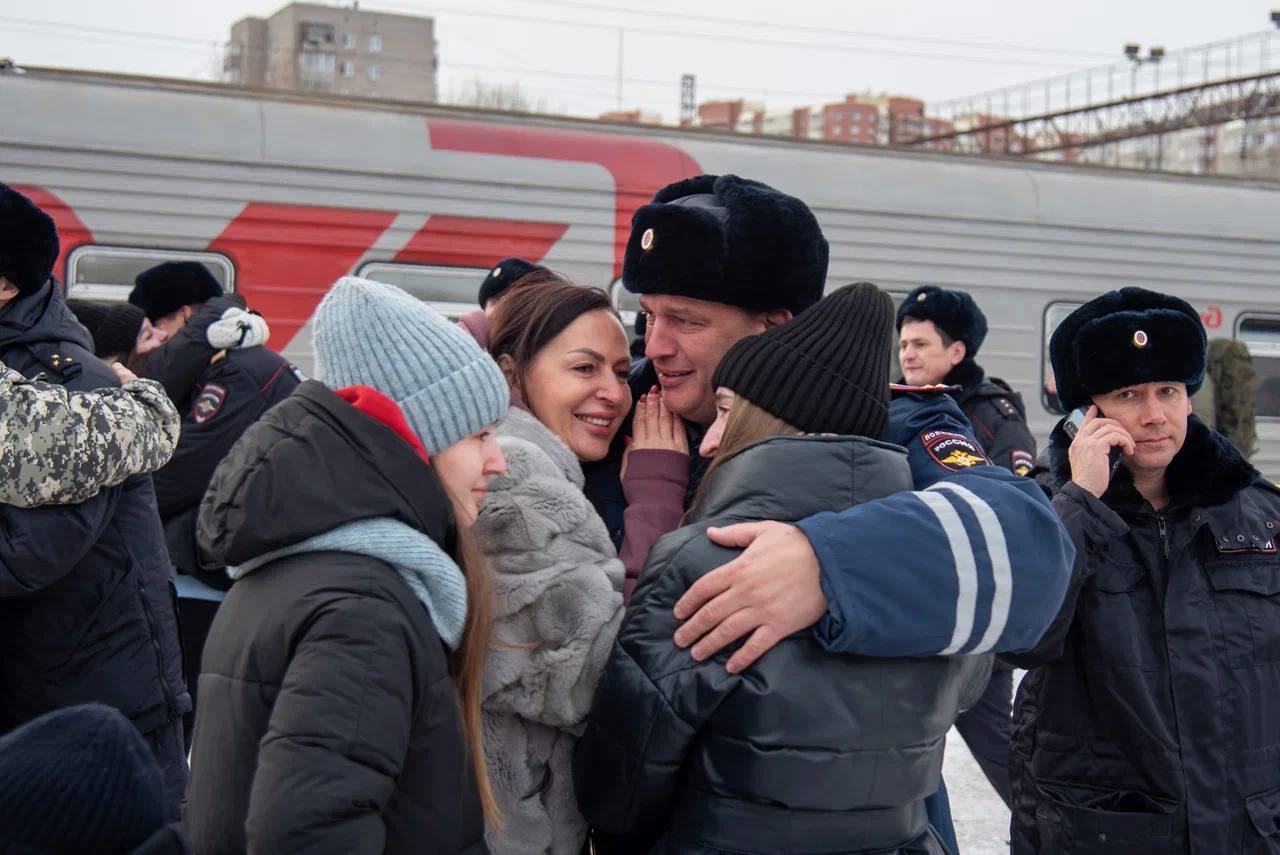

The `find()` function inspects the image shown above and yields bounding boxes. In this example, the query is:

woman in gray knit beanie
[187,277,509,853]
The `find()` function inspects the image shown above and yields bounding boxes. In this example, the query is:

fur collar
[495,406,584,488]
[1045,414,1258,511]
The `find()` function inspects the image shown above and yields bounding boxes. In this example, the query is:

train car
[4,64,1280,474]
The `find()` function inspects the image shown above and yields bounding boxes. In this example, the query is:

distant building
[224,2,437,102]
[697,99,765,133]
[599,109,663,125]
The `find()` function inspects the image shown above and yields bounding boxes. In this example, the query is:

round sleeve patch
[191,383,228,424]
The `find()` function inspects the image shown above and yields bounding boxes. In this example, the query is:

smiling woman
[474,280,637,855]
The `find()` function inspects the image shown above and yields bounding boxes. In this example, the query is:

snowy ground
[943,726,1012,855]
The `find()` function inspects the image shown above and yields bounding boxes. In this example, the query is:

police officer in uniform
[898,285,1037,477]
[1009,287,1280,854]
[896,284,1036,808]
[129,262,301,738]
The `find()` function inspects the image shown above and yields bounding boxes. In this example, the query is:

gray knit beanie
[314,276,509,454]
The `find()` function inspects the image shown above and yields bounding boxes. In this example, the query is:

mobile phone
[1063,406,1124,476]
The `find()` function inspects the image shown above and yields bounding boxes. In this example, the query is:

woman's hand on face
[622,386,689,480]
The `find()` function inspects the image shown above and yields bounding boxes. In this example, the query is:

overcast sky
[4,1,1276,121]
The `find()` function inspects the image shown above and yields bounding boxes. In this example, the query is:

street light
[1124,43,1167,168]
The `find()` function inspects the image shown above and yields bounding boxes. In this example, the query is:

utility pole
[680,74,696,126]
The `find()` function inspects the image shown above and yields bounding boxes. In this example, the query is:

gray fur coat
[474,406,625,855]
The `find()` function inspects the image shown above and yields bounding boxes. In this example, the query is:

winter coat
[185,381,487,855]
[942,359,1038,477]
[474,406,624,855]
[1007,415,1280,854]
[574,433,993,855]
[150,297,302,588]
[0,283,188,799]
[0,366,178,508]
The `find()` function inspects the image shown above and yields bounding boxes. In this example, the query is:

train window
[610,278,641,330]
[66,246,234,302]
[1042,302,1082,414]
[357,262,488,320]
[1237,316,1280,419]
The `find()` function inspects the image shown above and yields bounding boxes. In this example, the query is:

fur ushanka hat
[0,183,59,296]
[896,285,988,358]
[1049,286,1207,412]
[621,174,828,316]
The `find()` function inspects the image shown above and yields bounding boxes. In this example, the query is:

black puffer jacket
[1009,416,1280,854]
[0,284,188,737]
[185,381,486,855]
[573,435,992,855]
[148,296,302,586]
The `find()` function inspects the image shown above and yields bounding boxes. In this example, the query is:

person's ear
[495,353,519,387]
[949,340,967,367]
[762,309,793,330]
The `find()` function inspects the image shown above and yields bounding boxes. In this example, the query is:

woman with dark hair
[478,280,686,855]
[185,277,508,854]
[574,283,992,854]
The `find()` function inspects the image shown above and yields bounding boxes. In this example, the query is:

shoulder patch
[1011,449,1035,477]
[995,397,1019,418]
[921,429,991,471]
[191,383,228,424]
[289,364,308,383]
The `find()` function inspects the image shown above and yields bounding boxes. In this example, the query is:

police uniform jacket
[943,359,1037,477]
[574,433,992,854]
[0,284,189,741]
[150,298,301,587]
[1009,415,1280,854]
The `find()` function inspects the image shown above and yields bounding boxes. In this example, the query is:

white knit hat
[314,277,509,455]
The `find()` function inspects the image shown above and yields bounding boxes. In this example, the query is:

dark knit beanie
[713,282,894,439]
[622,174,829,315]
[129,262,223,321]
[896,285,988,358]
[67,298,147,358]
[477,257,547,308]
[0,704,167,855]
[0,182,60,296]
[1050,286,1207,411]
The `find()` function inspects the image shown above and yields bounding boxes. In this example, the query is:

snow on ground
[944,726,1012,855]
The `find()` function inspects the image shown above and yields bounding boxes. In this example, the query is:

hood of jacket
[688,433,913,526]
[198,380,456,570]
[1043,412,1260,511]
[0,282,94,352]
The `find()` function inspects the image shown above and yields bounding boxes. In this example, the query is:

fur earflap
[1050,287,1206,411]
[622,174,828,315]
[0,183,59,295]
[896,285,988,358]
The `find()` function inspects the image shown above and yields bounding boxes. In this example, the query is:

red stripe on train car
[12,185,95,282]
[394,216,569,268]
[207,203,397,348]
[426,118,702,278]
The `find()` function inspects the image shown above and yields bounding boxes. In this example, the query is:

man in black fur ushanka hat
[1006,286,1280,855]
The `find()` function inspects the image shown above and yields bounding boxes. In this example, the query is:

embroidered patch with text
[921,429,990,471]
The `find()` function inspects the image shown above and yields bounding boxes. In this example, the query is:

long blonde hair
[444,496,502,829]
[697,397,803,504]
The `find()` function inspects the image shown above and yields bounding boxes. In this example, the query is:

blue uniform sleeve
[797,394,1075,657]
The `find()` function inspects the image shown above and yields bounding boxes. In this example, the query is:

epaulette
[994,397,1020,418]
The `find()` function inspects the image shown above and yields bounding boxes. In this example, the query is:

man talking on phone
[1006,287,1280,854]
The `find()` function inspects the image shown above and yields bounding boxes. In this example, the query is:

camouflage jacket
[0,367,180,508]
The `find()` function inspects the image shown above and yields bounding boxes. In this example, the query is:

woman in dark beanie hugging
[573,283,991,855]
[184,277,508,854]
[476,280,687,855]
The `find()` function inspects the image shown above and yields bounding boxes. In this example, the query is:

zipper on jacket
[1157,512,1170,562]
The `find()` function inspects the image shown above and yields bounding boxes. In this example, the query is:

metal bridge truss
[907,71,1280,157]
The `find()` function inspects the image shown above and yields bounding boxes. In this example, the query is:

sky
[3,0,1277,121]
